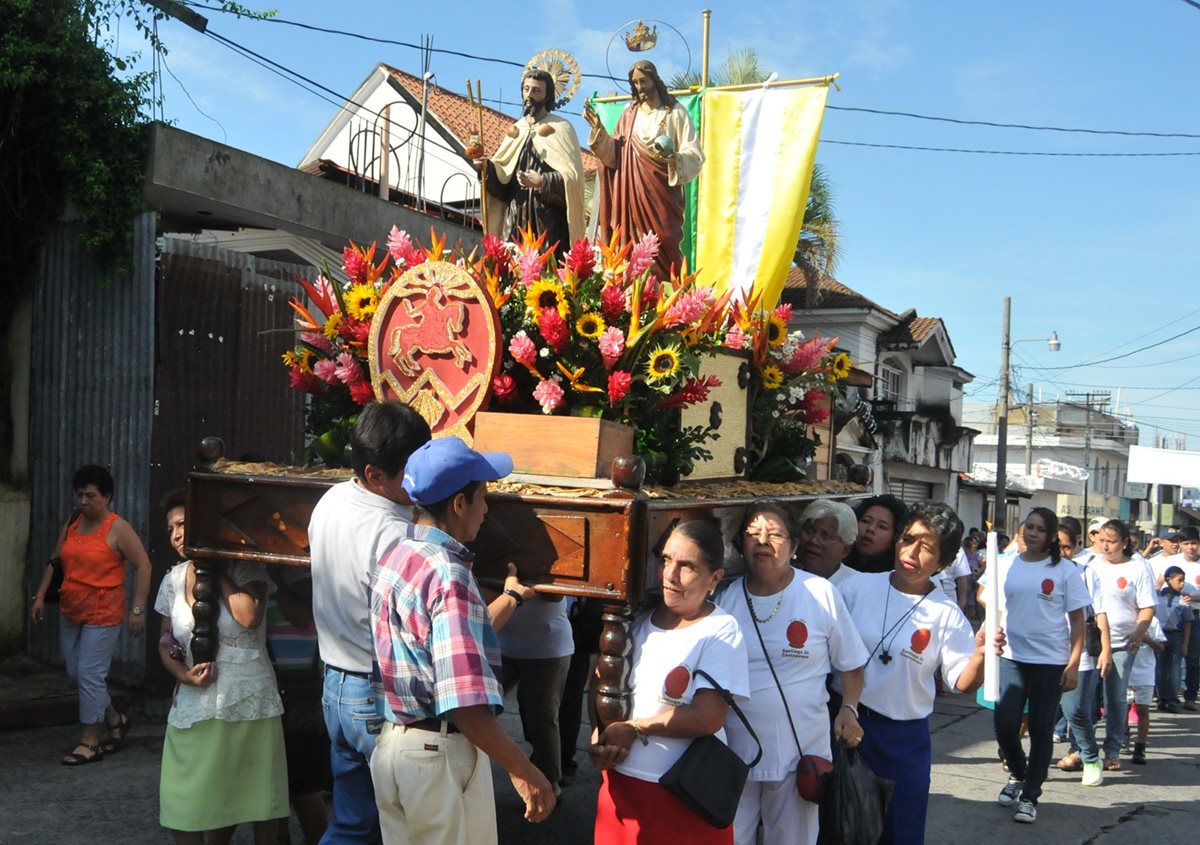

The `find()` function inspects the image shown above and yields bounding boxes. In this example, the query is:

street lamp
[994,297,1061,532]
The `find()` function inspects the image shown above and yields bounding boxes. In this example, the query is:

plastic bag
[819,745,895,845]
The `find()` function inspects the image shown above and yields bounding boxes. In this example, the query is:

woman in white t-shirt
[840,501,996,845]
[590,520,750,845]
[1091,519,1157,771]
[1055,550,1110,787]
[715,500,868,845]
[989,507,1089,825]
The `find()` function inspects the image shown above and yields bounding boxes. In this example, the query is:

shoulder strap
[743,578,806,759]
[691,668,762,767]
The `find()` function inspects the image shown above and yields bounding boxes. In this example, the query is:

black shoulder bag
[658,668,762,829]
[42,511,81,604]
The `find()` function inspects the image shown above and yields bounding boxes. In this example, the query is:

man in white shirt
[796,500,860,589]
[309,402,431,844]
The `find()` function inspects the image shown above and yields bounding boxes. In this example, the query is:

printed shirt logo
[663,666,691,702]
[1041,578,1055,596]
[787,621,809,648]
[1116,577,1128,590]
[902,627,932,664]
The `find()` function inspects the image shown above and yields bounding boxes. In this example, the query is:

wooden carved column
[190,436,225,664]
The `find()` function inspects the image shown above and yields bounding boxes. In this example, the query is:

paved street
[1,690,1197,844]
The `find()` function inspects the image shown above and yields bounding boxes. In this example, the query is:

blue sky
[125,1,1200,447]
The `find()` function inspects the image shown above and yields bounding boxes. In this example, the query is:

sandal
[1056,753,1083,772]
[62,743,104,766]
[103,712,132,754]
[1103,757,1121,772]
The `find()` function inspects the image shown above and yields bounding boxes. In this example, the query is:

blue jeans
[1062,668,1100,763]
[994,658,1065,802]
[321,668,384,845]
[1101,649,1136,759]
[1184,622,1200,702]
[1157,630,1183,705]
[59,617,121,725]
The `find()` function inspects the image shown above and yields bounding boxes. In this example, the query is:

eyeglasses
[744,528,790,544]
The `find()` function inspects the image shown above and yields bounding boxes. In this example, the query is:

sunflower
[766,314,789,347]
[575,312,606,339]
[830,352,852,380]
[345,283,379,321]
[525,278,571,320]
[760,365,784,390]
[646,345,681,382]
[323,311,344,341]
[282,348,315,373]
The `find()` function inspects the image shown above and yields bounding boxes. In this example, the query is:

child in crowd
[1126,617,1167,765]
[1155,566,1192,714]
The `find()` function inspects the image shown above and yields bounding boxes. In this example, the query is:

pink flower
[288,369,321,394]
[533,379,565,414]
[598,326,626,370]
[492,374,517,404]
[313,358,340,384]
[627,231,660,280]
[601,285,627,321]
[607,370,633,407]
[664,289,713,328]
[774,302,793,323]
[509,333,538,365]
[334,352,364,385]
[800,389,830,424]
[517,248,544,286]
[301,332,333,354]
[343,246,367,284]
[784,337,825,375]
[724,326,746,350]
[386,226,424,269]
[564,238,596,279]
[349,380,376,405]
[538,307,569,353]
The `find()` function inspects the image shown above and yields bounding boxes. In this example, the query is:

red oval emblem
[787,621,809,648]
[1194,575,1199,585]
[1041,578,1054,595]
[1116,577,1128,590]
[910,628,932,654]
[664,666,691,699]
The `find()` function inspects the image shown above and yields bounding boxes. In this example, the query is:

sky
[119,1,1200,449]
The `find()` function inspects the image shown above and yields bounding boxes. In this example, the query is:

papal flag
[695,85,829,308]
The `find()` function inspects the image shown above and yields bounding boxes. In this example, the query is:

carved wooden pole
[191,437,225,663]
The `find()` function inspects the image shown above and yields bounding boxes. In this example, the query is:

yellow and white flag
[695,85,829,309]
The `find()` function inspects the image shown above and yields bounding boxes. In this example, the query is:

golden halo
[524,49,581,108]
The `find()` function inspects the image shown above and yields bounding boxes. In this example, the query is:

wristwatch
[131,606,144,616]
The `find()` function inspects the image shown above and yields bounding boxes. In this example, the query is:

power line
[826,105,1200,140]
[822,139,1200,157]
[1025,325,1200,371]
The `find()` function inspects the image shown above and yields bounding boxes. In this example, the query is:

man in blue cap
[368,436,556,844]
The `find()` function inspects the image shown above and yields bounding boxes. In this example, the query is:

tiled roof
[384,66,599,173]
[880,316,943,348]
[782,269,897,317]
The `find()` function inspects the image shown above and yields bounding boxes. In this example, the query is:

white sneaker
[1013,799,1037,823]
[1081,760,1104,787]
[997,779,1023,806]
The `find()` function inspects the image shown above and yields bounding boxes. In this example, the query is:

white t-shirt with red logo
[839,571,976,721]
[616,605,749,783]
[986,555,1090,665]
[1154,553,1200,598]
[1093,558,1158,649]
[1129,616,1166,689]
[715,571,868,781]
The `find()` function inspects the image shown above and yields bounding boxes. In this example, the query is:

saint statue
[476,68,585,257]
[583,60,705,280]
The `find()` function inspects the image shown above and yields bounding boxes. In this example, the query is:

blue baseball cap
[402,436,513,506]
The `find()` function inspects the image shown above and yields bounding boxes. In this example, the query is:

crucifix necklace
[872,576,933,665]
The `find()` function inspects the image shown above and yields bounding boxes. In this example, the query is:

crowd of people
[30,405,1200,844]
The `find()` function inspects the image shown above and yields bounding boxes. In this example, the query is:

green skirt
[160,716,289,831]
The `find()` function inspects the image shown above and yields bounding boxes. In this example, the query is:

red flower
[289,369,322,394]
[492,374,518,404]
[800,389,830,424]
[483,234,512,277]
[784,337,826,375]
[657,375,722,410]
[538,307,570,353]
[564,238,596,279]
[641,276,659,311]
[343,246,368,285]
[338,317,371,345]
[601,284,627,321]
[608,370,633,407]
[774,302,793,323]
[348,380,375,405]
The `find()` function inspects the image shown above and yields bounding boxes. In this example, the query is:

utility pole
[994,297,1011,532]
[1025,382,1034,476]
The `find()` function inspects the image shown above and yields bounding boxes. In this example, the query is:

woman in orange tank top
[31,464,151,765]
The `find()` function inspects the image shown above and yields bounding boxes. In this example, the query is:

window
[879,364,903,402]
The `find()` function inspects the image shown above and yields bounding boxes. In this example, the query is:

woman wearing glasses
[715,500,868,845]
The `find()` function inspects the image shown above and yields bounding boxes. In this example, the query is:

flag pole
[701,9,712,88]
[589,73,840,104]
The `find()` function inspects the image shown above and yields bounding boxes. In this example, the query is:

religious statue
[475,67,585,257]
[583,59,704,281]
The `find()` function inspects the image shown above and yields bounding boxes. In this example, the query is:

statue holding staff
[584,59,704,280]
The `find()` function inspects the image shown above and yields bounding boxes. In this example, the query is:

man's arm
[451,705,556,822]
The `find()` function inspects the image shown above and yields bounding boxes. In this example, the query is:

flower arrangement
[724,300,852,482]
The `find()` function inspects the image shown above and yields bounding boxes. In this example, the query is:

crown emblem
[624,21,658,52]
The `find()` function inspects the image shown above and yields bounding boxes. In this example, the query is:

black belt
[327,665,371,679]
[857,702,893,722]
[405,718,460,734]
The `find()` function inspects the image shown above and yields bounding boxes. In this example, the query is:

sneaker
[1052,732,1066,743]
[1013,799,1037,824]
[1131,743,1146,764]
[1081,760,1104,786]
[1056,752,1082,772]
[1165,702,1180,714]
[1184,701,1197,712]
[997,780,1024,807]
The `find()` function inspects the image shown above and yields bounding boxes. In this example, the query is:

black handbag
[658,668,762,829]
[42,512,81,605]
[1084,609,1102,659]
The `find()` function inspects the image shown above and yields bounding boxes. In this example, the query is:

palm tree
[669,49,841,306]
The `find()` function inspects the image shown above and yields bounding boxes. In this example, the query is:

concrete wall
[0,293,33,655]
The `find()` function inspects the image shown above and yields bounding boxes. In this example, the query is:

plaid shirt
[369,524,503,724]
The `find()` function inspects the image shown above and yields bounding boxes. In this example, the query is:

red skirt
[594,769,734,845]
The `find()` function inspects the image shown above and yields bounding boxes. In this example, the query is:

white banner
[1127,445,1200,486]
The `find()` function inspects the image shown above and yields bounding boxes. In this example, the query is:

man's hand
[503,563,535,604]
[583,102,604,132]
[509,766,556,822]
[516,170,546,190]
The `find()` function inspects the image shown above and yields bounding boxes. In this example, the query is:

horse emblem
[387,284,474,377]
